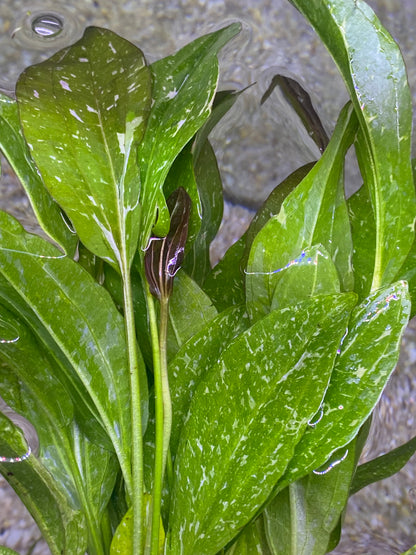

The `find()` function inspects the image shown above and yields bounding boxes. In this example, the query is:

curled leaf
[145,188,191,300]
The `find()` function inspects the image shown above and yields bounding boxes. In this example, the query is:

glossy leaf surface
[261,74,329,153]
[0,93,77,255]
[264,440,358,555]
[138,23,240,244]
[183,140,224,285]
[290,0,415,290]
[16,27,151,268]
[166,270,218,360]
[277,281,410,489]
[270,244,340,311]
[246,103,357,321]
[0,412,87,555]
[169,304,249,457]
[0,210,135,489]
[167,293,355,555]
[225,515,271,555]
[350,433,416,496]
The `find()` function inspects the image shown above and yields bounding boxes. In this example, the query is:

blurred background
[0,1,415,553]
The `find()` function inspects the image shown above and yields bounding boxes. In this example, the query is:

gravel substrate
[1,0,416,553]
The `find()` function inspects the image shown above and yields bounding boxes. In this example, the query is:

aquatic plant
[0,0,415,553]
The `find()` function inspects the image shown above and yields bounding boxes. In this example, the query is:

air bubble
[308,405,324,427]
[313,449,349,475]
[31,14,64,38]
[10,9,82,52]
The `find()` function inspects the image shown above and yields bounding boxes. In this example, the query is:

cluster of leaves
[0,0,415,554]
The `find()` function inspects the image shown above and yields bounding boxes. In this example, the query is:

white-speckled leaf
[277,281,410,490]
[167,293,356,555]
[16,27,151,268]
[290,0,415,290]
[270,244,340,312]
[246,103,357,322]
[138,23,240,245]
[0,93,77,255]
[0,412,87,555]
[169,304,249,458]
[0,210,135,492]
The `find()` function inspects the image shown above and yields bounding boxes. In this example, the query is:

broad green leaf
[166,270,217,360]
[138,23,240,244]
[203,237,246,311]
[169,304,249,458]
[243,162,315,267]
[0,304,73,427]
[0,210,137,492]
[0,548,20,555]
[270,244,340,312]
[264,440,358,555]
[202,164,315,312]
[0,412,87,555]
[0,360,118,554]
[290,0,415,290]
[277,281,410,490]
[16,27,151,269]
[246,103,357,321]
[225,515,271,555]
[167,293,355,555]
[350,433,416,496]
[0,93,77,255]
[183,140,224,285]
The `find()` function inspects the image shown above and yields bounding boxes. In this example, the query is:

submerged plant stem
[147,289,171,555]
[122,262,144,554]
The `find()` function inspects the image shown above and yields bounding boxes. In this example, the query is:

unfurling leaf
[145,188,191,300]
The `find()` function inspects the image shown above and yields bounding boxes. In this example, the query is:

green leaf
[16,27,151,269]
[169,304,249,458]
[277,281,410,490]
[225,515,271,555]
[138,23,241,244]
[0,412,87,555]
[203,237,246,312]
[261,75,329,153]
[350,434,416,496]
[0,547,20,555]
[183,140,224,285]
[246,103,357,321]
[290,0,416,290]
[167,293,356,555]
[0,210,137,491]
[264,439,358,555]
[163,145,201,249]
[0,93,77,255]
[243,162,316,267]
[269,244,340,312]
[166,270,218,360]
[0,319,118,555]
[348,183,375,300]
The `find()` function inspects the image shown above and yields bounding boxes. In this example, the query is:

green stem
[122,260,144,554]
[147,289,172,555]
